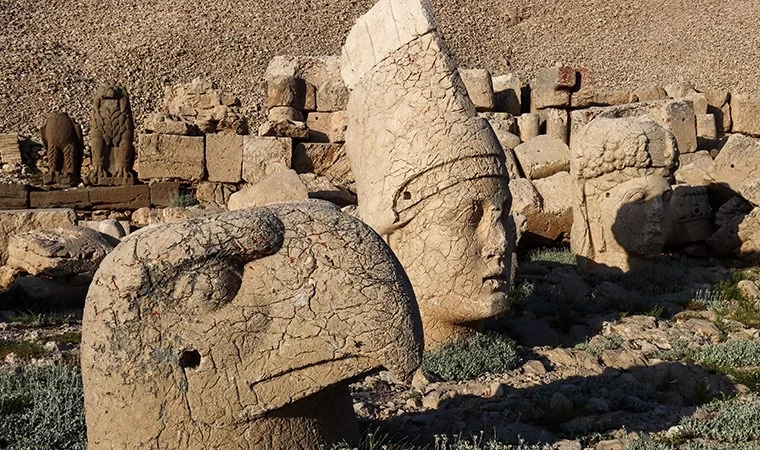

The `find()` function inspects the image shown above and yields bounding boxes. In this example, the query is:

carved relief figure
[88,83,136,185]
[82,201,422,450]
[341,0,514,348]
[41,112,83,186]
[570,117,679,272]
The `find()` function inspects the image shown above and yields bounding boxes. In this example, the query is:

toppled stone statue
[41,112,83,186]
[87,83,136,185]
[571,117,678,272]
[342,0,514,348]
[82,200,422,450]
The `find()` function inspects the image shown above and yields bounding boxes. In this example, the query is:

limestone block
[268,106,304,122]
[514,135,570,179]
[459,69,495,112]
[292,143,355,191]
[89,185,150,210]
[266,56,347,111]
[710,134,760,198]
[483,120,521,179]
[266,76,312,109]
[81,219,128,240]
[481,112,516,134]
[509,178,542,219]
[0,134,22,165]
[674,151,714,187]
[299,173,357,207]
[666,185,712,246]
[731,93,760,136]
[705,89,732,133]
[569,100,697,154]
[137,134,205,181]
[307,111,348,143]
[258,120,310,139]
[663,82,696,99]
[7,225,114,280]
[228,169,307,210]
[0,209,77,263]
[634,85,667,102]
[492,72,521,115]
[531,172,573,240]
[144,113,195,135]
[546,108,569,143]
[517,113,540,142]
[242,136,292,184]
[707,207,760,259]
[195,182,236,207]
[569,66,594,108]
[687,92,709,115]
[205,133,243,183]
[696,114,717,149]
[30,189,91,209]
[82,202,421,449]
[531,65,576,109]
[593,90,638,106]
[0,184,29,209]
[149,182,182,207]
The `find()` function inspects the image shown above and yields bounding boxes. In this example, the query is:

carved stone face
[390,176,511,338]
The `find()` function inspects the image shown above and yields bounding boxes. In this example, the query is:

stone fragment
[81,219,128,240]
[666,185,712,246]
[480,112,516,135]
[593,90,638,106]
[82,201,422,449]
[459,69,495,112]
[30,189,91,209]
[307,111,348,143]
[731,93,760,136]
[531,172,573,242]
[570,99,697,154]
[492,72,521,115]
[546,108,569,143]
[0,134,22,165]
[266,56,348,111]
[517,113,540,142]
[195,182,236,207]
[571,117,678,272]
[0,184,29,209]
[674,151,713,186]
[242,136,292,184]
[664,81,696,99]
[513,135,570,180]
[162,78,248,134]
[696,114,718,149]
[205,133,243,183]
[738,280,760,299]
[0,209,77,263]
[228,169,308,210]
[634,85,667,102]
[268,106,304,122]
[136,134,205,181]
[299,173,357,207]
[292,143,355,191]
[88,84,137,185]
[342,0,513,348]
[89,185,150,210]
[143,113,196,135]
[710,134,760,199]
[149,182,182,207]
[569,66,594,108]
[7,226,114,279]
[705,89,732,133]
[531,65,575,109]
[258,120,310,139]
[266,76,310,109]
[41,112,84,186]
[688,92,709,115]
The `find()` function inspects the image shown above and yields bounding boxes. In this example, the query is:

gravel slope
[1,0,758,138]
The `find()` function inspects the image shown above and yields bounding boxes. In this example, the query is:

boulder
[242,136,292,184]
[731,93,760,136]
[228,169,308,210]
[710,134,760,198]
[0,209,77,264]
[459,68,495,112]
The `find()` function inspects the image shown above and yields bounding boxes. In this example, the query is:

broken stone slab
[0,134,22,165]
[492,72,522,115]
[696,114,718,149]
[0,183,29,209]
[531,171,573,242]
[205,133,243,184]
[666,185,713,246]
[731,93,760,136]
[242,136,292,184]
[531,65,576,109]
[459,69,495,112]
[258,119,310,139]
[569,66,594,108]
[7,225,114,280]
[143,113,196,135]
[266,56,348,111]
[634,85,667,102]
[292,142,355,192]
[195,182,236,207]
[513,135,570,179]
[569,99,697,154]
[89,185,150,210]
[593,90,638,106]
[266,75,313,110]
[705,89,732,133]
[299,173,357,207]
[0,209,77,264]
[80,219,128,240]
[707,206,760,259]
[228,169,308,210]
[710,134,760,200]
[674,151,714,186]
[136,134,205,181]
[29,189,91,209]
[268,106,305,122]
[307,111,348,143]
[517,113,540,142]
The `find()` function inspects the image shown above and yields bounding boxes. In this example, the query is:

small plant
[508,281,535,313]
[697,339,760,368]
[680,397,760,443]
[0,339,47,360]
[527,247,576,266]
[422,332,522,381]
[168,192,197,207]
[575,333,623,358]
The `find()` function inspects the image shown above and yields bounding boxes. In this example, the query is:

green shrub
[527,247,576,266]
[0,365,86,449]
[680,398,760,443]
[0,340,47,360]
[697,340,760,368]
[422,332,522,381]
[575,333,624,358]
[168,192,197,207]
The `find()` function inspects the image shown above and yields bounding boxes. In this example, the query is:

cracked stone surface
[570,117,679,273]
[81,200,422,449]
[342,0,514,349]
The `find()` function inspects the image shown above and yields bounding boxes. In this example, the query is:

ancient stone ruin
[40,112,83,187]
[81,201,422,449]
[88,83,136,186]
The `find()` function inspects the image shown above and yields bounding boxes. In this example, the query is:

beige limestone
[731,93,760,136]
[228,169,308,210]
[307,111,348,143]
[531,65,576,110]
[0,209,77,264]
[137,134,205,181]
[634,85,668,102]
[460,69,495,112]
[81,219,128,240]
[513,135,570,180]
[266,56,348,111]
[517,113,540,142]
[299,173,357,207]
[532,172,573,242]
[569,66,595,108]
[593,90,638,106]
[546,108,569,143]
[342,0,513,348]
[571,117,678,272]
[82,201,422,450]
[206,133,243,183]
[705,89,732,133]
[711,134,760,198]
[492,72,521,116]
[268,106,304,122]
[7,225,114,280]
[666,185,712,246]
[570,100,698,154]
[0,133,21,165]
[196,182,237,207]
[258,119,310,139]
[675,151,714,187]
[292,142,355,192]
[242,136,292,184]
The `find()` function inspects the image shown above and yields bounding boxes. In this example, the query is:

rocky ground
[1,0,758,141]
[5,248,760,448]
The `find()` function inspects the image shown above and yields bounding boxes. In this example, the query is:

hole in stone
[730,163,735,168]
[403,191,412,200]
[605,192,611,198]
[179,349,201,369]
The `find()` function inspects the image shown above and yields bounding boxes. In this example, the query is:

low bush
[680,398,760,444]
[422,332,522,381]
[527,248,576,266]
